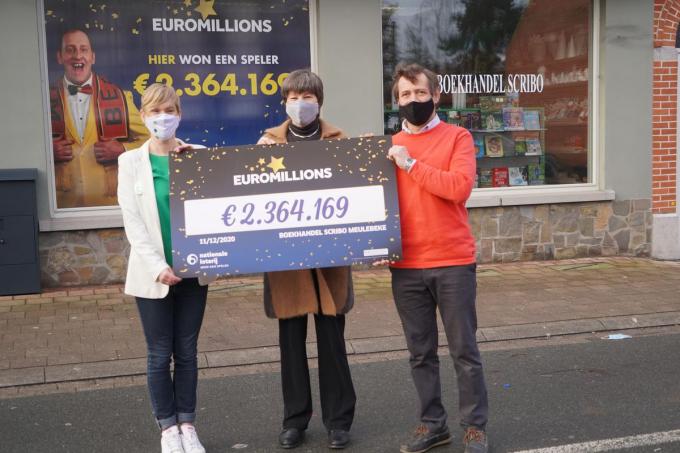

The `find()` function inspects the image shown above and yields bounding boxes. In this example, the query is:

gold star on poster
[195,0,217,20]
[183,0,192,6]
[267,156,286,173]
[258,158,266,165]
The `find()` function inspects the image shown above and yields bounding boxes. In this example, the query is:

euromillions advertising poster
[42,0,310,209]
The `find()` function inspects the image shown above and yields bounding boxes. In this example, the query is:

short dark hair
[281,69,324,106]
[391,63,439,100]
[60,28,92,50]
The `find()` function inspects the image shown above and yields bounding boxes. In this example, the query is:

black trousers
[391,264,489,431]
[279,314,356,431]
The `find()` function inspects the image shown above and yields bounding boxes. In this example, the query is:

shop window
[382,0,593,187]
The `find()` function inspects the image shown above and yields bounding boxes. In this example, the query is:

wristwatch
[404,157,417,173]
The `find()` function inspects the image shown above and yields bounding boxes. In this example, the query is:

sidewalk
[1,257,679,393]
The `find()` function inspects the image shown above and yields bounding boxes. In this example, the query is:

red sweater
[391,122,477,268]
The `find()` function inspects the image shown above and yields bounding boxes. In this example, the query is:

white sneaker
[161,425,185,453]
[180,424,206,453]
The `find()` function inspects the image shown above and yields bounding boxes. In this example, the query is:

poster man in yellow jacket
[50,29,148,208]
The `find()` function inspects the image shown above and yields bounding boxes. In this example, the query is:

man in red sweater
[387,63,489,453]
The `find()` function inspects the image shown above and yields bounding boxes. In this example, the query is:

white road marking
[510,429,680,453]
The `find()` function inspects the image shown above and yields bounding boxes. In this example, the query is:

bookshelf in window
[441,106,547,188]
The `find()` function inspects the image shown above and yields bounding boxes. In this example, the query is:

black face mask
[399,98,435,127]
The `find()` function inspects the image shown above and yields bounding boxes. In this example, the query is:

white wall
[0,1,50,220]
[602,0,654,200]
[316,0,384,136]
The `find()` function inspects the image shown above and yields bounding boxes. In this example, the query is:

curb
[2,311,680,389]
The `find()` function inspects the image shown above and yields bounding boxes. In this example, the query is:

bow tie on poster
[67,84,93,96]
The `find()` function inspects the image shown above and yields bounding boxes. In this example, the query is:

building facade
[0,0,673,289]
[652,0,680,258]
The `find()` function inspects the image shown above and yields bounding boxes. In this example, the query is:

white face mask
[286,100,319,127]
[144,113,180,140]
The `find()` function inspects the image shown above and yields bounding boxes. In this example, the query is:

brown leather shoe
[399,425,452,453]
[463,427,488,453]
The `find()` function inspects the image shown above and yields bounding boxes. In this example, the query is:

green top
[149,153,173,267]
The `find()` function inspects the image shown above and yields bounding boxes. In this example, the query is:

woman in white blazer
[118,83,210,453]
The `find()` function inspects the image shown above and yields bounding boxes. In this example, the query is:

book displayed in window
[492,167,509,187]
[473,134,485,158]
[482,111,504,131]
[484,135,504,157]
[479,169,493,188]
[461,109,482,130]
[523,110,541,130]
[512,132,529,156]
[502,107,525,130]
[509,166,529,186]
[525,137,543,155]
[528,162,545,185]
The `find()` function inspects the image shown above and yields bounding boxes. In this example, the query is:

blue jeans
[136,278,207,430]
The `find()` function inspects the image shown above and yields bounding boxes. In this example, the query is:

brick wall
[653,0,680,214]
[655,0,680,46]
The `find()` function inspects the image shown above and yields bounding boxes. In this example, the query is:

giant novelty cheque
[170,137,403,276]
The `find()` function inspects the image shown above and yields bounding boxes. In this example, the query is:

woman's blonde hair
[141,83,181,114]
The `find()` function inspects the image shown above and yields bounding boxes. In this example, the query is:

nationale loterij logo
[186,254,199,265]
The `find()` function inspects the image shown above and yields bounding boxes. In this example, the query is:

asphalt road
[2,330,680,453]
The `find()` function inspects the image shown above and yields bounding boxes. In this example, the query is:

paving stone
[10,357,47,369]
[0,367,44,388]
[205,347,280,367]
[2,257,680,390]
[482,319,605,341]
[599,316,645,330]
[350,336,407,354]
[632,312,680,327]
[45,358,146,382]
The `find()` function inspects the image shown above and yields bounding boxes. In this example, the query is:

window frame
[380,0,611,208]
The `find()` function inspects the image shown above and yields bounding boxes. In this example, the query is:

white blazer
[118,139,212,299]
